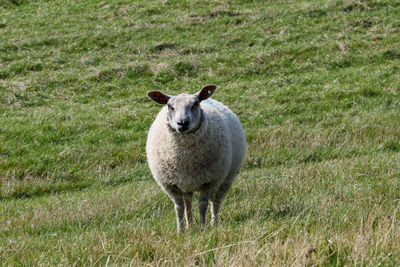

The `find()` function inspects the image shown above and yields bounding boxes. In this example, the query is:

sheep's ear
[147,91,171,105]
[196,85,216,101]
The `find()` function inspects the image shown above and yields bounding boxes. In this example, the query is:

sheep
[146,85,246,233]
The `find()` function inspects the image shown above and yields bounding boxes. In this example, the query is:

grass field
[1,0,400,265]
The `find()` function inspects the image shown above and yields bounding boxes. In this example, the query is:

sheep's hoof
[198,222,208,230]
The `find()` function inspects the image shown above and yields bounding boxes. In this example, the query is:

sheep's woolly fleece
[146,99,246,195]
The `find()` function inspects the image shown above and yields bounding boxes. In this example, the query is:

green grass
[1,0,400,265]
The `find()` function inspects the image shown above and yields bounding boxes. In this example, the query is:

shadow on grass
[0,175,141,201]
[231,201,307,225]
[0,182,91,201]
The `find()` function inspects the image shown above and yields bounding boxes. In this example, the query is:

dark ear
[147,91,171,105]
[196,85,216,101]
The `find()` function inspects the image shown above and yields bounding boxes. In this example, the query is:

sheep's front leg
[164,185,185,233]
[198,190,210,225]
[183,192,193,228]
[174,197,185,233]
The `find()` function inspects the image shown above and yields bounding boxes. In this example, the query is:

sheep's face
[147,85,217,134]
[167,94,201,133]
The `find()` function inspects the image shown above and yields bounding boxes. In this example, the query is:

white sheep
[146,85,246,233]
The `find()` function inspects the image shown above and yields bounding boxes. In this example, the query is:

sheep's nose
[177,120,190,131]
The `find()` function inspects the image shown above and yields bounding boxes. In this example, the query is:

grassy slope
[1,0,400,265]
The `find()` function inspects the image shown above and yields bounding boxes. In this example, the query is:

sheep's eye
[192,102,199,110]
[168,104,174,111]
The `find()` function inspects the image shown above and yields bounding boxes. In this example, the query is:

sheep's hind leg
[183,192,193,229]
[210,200,221,225]
[210,175,237,225]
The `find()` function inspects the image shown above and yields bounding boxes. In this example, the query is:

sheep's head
[148,85,216,133]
